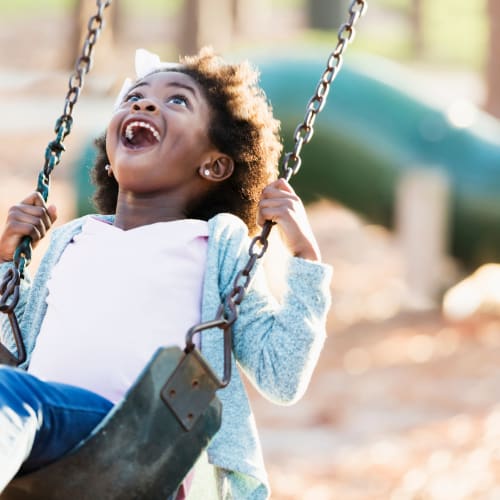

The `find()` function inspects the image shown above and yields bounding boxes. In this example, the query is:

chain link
[282,0,367,181]
[8,0,110,276]
[213,0,367,331]
[0,0,112,365]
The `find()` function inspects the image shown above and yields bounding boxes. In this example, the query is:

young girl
[0,48,332,498]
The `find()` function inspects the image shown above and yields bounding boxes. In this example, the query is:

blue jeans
[0,366,113,492]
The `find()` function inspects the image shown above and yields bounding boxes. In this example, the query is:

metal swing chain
[0,0,112,366]
[282,0,368,181]
[185,0,368,387]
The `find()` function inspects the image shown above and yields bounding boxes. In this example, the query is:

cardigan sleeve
[218,218,333,405]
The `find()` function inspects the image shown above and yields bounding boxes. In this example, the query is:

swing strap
[0,0,112,367]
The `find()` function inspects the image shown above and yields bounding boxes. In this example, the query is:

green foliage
[422,0,488,71]
[1,0,183,17]
[374,0,488,70]
[2,0,490,72]
[282,0,488,71]
[122,0,183,16]
[2,0,72,15]
[270,0,305,7]
[300,29,414,62]
[377,0,410,12]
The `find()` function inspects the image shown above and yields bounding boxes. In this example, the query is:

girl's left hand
[258,178,321,262]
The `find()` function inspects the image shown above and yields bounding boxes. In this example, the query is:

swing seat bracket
[161,348,221,431]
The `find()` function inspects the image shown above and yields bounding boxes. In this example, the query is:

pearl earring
[105,164,112,177]
[203,168,210,176]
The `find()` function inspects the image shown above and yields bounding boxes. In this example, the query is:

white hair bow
[114,48,182,109]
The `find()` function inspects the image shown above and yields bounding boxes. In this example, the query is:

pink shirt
[29,217,209,403]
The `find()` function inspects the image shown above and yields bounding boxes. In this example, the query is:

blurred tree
[178,0,267,54]
[410,0,424,56]
[178,0,233,54]
[70,0,118,70]
[232,0,268,40]
[306,0,349,30]
[485,0,500,118]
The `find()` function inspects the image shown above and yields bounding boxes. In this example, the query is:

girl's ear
[199,155,234,182]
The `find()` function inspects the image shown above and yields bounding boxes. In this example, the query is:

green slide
[257,55,500,269]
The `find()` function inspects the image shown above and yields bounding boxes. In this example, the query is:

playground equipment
[256,54,500,269]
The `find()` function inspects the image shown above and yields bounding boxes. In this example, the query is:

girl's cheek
[105,136,115,163]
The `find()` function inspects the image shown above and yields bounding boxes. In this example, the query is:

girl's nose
[132,99,157,113]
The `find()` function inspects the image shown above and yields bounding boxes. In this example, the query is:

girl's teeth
[125,121,161,142]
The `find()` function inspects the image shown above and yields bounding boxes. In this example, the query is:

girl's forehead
[136,71,202,94]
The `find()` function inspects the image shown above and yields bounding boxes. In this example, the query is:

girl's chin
[119,142,159,154]
[112,152,158,171]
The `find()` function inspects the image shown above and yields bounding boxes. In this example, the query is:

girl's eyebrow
[128,81,149,93]
[165,82,198,99]
[128,80,198,99]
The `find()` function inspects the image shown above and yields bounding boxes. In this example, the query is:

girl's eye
[167,95,189,107]
[124,93,142,103]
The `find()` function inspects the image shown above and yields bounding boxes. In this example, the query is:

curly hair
[91,47,283,234]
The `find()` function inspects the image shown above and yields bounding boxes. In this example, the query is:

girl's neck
[113,192,188,230]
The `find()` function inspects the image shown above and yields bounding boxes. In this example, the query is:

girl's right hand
[0,192,57,264]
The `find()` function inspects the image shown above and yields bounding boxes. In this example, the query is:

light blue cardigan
[0,212,332,499]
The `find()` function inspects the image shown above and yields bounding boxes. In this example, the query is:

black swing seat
[1,346,222,500]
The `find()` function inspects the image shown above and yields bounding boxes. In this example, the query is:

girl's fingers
[9,207,54,239]
[11,221,43,243]
[258,197,302,227]
[260,178,296,199]
[10,192,57,229]
[259,190,299,215]
[17,192,56,225]
[258,200,290,219]
[10,204,52,228]
[20,191,46,207]
[1,194,58,255]
[11,212,51,241]
[47,205,58,224]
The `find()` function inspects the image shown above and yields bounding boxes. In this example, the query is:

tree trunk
[178,0,233,55]
[485,0,500,118]
[410,0,424,57]
[306,0,349,30]
[231,0,269,39]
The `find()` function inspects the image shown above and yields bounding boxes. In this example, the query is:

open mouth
[121,120,161,150]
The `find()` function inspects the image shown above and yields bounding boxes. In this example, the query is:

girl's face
[106,71,217,196]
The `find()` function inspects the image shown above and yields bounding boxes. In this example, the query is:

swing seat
[1,346,222,500]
